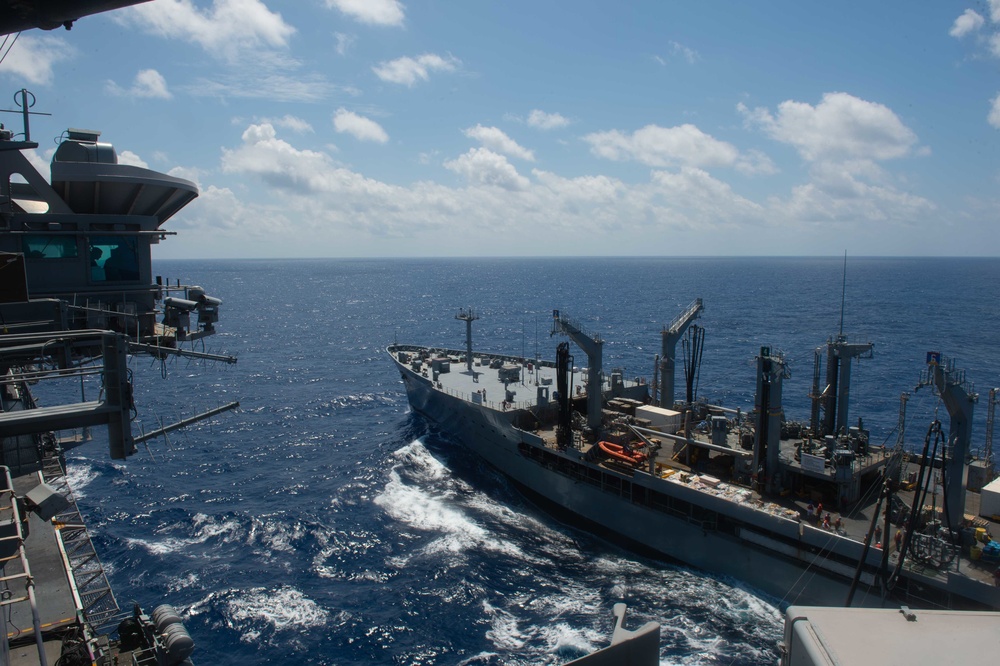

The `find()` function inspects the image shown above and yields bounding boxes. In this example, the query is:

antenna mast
[839,250,847,337]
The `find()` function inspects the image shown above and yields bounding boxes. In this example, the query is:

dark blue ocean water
[62,257,1000,665]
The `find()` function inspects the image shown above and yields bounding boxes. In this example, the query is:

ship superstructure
[1,91,236,665]
[389,304,1000,612]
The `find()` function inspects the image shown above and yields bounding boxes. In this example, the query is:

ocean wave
[375,440,541,564]
[62,459,99,498]
[125,512,243,556]
[226,586,330,635]
[481,599,603,665]
[246,514,305,553]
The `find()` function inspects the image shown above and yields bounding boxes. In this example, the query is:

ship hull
[392,348,1000,611]
[396,358,866,607]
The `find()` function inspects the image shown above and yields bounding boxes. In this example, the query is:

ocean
[61,257,1000,665]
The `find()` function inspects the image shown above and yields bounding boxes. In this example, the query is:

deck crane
[914,354,978,530]
[658,298,703,408]
[551,310,603,433]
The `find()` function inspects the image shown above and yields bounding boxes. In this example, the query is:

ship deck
[391,344,612,412]
[392,344,1000,607]
[1,395,118,665]
[586,437,1000,599]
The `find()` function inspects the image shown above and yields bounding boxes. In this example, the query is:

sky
[0,0,998,259]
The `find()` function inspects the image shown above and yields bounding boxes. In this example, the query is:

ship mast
[456,308,478,372]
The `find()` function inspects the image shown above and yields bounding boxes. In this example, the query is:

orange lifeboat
[598,441,648,465]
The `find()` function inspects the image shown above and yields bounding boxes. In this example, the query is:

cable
[0,32,19,67]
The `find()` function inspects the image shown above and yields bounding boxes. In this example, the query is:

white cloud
[950,9,984,38]
[774,163,934,226]
[222,123,341,193]
[991,32,1000,58]
[197,121,946,258]
[989,93,1000,129]
[527,109,570,130]
[584,123,741,169]
[0,34,74,85]
[107,69,172,99]
[735,149,778,176]
[182,72,343,102]
[991,0,1000,23]
[326,0,405,26]
[372,54,459,86]
[118,0,295,62]
[649,167,764,227]
[134,69,171,98]
[167,165,202,188]
[333,109,389,143]
[444,148,529,191]
[118,150,149,168]
[463,125,534,161]
[739,92,918,162]
[269,115,314,133]
[670,41,700,64]
[335,32,355,56]
[20,148,52,179]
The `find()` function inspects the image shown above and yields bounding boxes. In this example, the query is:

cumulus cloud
[991,0,1000,23]
[527,110,570,130]
[118,0,295,62]
[990,93,1000,129]
[107,69,172,99]
[738,92,918,162]
[775,163,935,226]
[333,109,389,143]
[583,123,741,169]
[117,150,149,168]
[200,120,943,257]
[167,165,202,188]
[0,34,74,85]
[222,123,340,193]
[463,125,534,161]
[326,0,404,26]
[444,148,529,190]
[134,69,171,98]
[649,167,763,226]
[372,53,459,86]
[950,9,984,38]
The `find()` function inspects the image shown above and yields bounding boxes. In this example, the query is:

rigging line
[886,420,942,590]
[775,525,847,607]
[0,32,19,66]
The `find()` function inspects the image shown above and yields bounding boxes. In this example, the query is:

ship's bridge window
[89,236,139,282]
[21,234,78,259]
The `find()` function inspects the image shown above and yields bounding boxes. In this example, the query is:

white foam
[538,621,599,658]
[376,441,539,563]
[62,460,98,498]
[247,515,304,553]
[482,601,527,651]
[126,513,243,556]
[227,586,329,633]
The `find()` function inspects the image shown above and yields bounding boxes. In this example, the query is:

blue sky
[1,0,998,259]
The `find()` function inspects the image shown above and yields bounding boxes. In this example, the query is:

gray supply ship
[389,303,1000,611]
[0,5,240,659]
